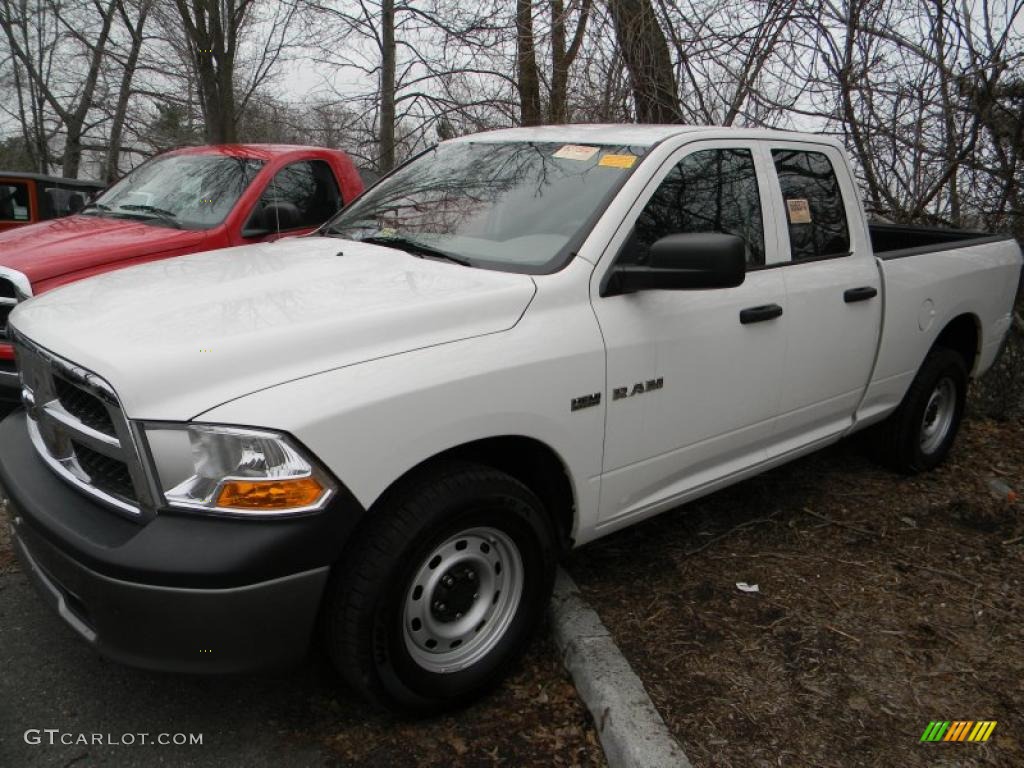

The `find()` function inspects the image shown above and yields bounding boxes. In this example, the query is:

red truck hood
[0,215,206,286]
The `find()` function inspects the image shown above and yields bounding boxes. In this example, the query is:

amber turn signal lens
[215,477,325,510]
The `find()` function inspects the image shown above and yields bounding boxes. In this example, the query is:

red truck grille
[0,271,31,387]
[0,278,15,341]
[0,279,16,382]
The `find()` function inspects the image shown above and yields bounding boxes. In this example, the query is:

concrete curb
[549,568,692,768]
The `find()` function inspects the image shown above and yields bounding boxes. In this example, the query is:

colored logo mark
[920,721,997,742]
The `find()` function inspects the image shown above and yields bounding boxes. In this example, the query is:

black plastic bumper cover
[0,410,366,673]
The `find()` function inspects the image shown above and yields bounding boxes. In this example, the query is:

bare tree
[516,0,542,125]
[605,0,681,122]
[1,0,119,176]
[173,0,301,143]
[549,0,591,123]
[103,0,152,181]
[309,0,518,170]
[379,0,397,168]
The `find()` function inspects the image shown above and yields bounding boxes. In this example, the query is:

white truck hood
[10,237,537,419]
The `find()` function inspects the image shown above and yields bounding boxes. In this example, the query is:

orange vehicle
[0,172,105,232]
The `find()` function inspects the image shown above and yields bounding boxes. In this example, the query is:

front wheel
[872,347,968,473]
[324,462,557,714]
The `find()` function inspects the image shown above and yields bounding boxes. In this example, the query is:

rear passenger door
[765,143,882,454]
[593,141,789,526]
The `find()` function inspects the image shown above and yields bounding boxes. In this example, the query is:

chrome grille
[13,329,155,520]
[55,375,117,435]
[71,440,136,501]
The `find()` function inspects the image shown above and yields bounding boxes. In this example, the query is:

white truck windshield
[323,141,648,272]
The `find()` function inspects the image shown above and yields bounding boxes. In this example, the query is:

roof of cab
[447,124,845,150]
[165,144,346,161]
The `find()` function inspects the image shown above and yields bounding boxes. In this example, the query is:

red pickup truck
[0,144,363,398]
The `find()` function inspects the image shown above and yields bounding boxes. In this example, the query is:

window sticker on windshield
[599,154,637,169]
[786,198,812,224]
[553,145,599,161]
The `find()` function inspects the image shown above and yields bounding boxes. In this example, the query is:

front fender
[198,305,607,536]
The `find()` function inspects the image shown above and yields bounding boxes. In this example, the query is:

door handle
[739,303,784,324]
[844,286,878,303]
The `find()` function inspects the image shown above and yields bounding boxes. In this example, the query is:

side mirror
[242,201,301,239]
[241,205,272,239]
[241,223,273,239]
[604,232,747,296]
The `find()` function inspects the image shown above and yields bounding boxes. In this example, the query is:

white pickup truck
[2,126,1021,713]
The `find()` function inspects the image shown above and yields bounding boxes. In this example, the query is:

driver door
[592,141,789,527]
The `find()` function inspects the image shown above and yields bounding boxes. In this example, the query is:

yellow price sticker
[599,154,637,169]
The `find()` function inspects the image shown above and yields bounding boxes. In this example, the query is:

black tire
[324,461,557,714]
[872,347,968,473]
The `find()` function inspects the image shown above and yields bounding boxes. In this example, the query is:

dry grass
[568,416,1023,767]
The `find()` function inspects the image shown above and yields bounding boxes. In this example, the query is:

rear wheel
[872,347,968,473]
[324,462,556,714]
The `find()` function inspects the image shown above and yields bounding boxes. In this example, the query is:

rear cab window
[0,181,31,222]
[771,149,850,261]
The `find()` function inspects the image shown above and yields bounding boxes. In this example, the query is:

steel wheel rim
[402,526,523,674]
[920,377,956,454]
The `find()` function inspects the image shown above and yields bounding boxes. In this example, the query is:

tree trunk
[606,0,681,123]
[62,0,119,177]
[516,0,541,126]
[379,0,396,171]
[105,0,151,182]
[175,0,245,144]
[549,0,590,124]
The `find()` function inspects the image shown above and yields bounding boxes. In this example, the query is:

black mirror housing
[241,226,273,239]
[604,232,747,295]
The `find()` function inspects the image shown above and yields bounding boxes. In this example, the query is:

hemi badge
[571,393,601,412]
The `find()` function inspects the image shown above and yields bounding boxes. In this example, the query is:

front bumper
[0,410,366,673]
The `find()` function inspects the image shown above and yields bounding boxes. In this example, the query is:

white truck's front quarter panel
[199,256,608,543]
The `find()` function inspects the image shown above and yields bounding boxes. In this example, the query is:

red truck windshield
[84,155,264,230]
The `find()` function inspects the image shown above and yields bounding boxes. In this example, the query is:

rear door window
[0,182,30,221]
[771,149,850,261]
[627,148,766,267]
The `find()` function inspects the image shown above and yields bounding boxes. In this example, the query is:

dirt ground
[567,413,1023,768]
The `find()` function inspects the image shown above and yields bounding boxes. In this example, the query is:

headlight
[142,423,335,516]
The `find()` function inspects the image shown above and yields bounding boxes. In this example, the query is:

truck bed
[869,222,1015,259]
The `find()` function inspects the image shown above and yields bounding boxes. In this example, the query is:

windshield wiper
[80,202,112,213]
[116,204,181,228]
[360,235,471,267]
